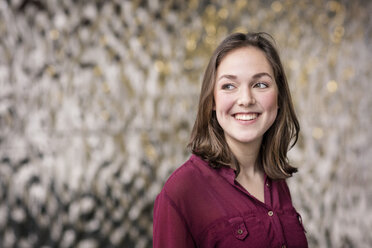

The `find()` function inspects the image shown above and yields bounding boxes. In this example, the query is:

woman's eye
[222,83,235,90]
[254,82,268,89]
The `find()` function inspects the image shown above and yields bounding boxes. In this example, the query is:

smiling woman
[214,47,279,161]
[153,32,307,248]
[213,47,280,204]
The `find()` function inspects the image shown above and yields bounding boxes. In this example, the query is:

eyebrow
[217,72,273,82]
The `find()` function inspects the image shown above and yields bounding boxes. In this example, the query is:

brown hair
[188,32,300,180]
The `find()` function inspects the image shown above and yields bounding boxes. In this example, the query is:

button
[268,211,274,216]
[298,215,303,224]
[266,182,270,187]
[237,229,243,235]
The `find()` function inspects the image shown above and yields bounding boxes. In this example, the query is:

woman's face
[213,46,278,149]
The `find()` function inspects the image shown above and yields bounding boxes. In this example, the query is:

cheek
[261,91,278,110]
[214,93,235,112]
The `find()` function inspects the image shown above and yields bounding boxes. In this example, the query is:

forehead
[216,46,274,77]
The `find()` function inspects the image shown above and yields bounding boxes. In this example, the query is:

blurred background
[0,0,371,247]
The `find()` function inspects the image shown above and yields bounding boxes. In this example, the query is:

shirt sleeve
[153,189,196,248]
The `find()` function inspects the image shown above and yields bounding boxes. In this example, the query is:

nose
[237,88,256,106]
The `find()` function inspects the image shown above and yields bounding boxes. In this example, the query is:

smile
[234,113,259,121]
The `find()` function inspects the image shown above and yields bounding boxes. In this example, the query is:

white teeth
[235,113,258,121]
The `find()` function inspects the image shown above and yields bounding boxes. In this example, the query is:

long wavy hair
[188,32,300,179]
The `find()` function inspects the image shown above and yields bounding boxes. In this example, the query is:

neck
[226,137,262,177]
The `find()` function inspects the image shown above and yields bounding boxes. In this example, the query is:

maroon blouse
[153,155,308,248]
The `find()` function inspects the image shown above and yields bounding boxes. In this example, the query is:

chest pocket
[224,215,269,247]
[228,217,248,240]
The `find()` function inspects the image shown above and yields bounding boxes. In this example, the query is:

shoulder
[270,178,294,207]
[272,178,290,193]
[162,154,209,190]
[159,154,212,204]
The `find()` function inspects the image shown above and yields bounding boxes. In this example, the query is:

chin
[234,136,261,144]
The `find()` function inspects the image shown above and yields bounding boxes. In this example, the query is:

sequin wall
[0,0,371,247]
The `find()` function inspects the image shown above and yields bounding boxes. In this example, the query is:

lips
[234,113,259,121]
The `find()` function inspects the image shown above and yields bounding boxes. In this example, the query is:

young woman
[153,32,308,248]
